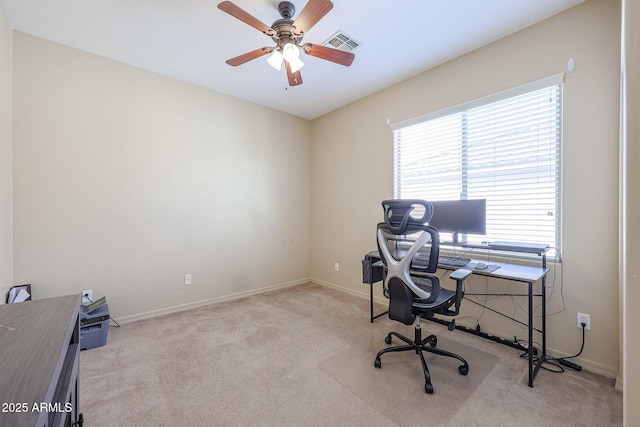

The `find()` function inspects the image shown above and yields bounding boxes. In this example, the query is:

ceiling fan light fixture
[267,49,284,70]
[282,43,305,73]
[219,0,352,87]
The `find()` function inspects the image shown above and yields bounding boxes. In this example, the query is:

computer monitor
[428,199,486,244]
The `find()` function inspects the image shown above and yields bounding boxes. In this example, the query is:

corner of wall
[0,5,14,304]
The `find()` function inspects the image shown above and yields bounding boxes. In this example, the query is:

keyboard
[438,256,471,268]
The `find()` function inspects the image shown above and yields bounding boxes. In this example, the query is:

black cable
[464,298,536,332]
[439,246,581,373]
[551,323,585,371]
[516,323,586,373]
[559,323,586,360]
[537,247,567,317]
[518,350,565,373]
[510,337,566,373]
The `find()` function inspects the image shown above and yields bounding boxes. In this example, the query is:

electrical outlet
[82,290,93,304]
[577,312,591,330]
[184,274,192,285]
[334,262,340,272]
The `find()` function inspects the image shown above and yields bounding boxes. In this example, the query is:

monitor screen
[428,199,486,243]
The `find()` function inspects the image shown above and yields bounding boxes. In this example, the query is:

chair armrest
[450,269,472,281]
[448,268,472,316]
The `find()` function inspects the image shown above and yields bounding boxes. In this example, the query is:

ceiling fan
[217,0,355,86]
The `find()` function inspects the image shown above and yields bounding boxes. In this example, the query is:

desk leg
[537,255,549,382]
[370,283,375,323]
[369,282,388,323]
[533,275,548,383]
[541,258,547,368]
[528,278,547,387]
[528,281,534,387]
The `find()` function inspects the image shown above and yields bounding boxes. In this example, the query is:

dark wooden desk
[0,294,82,427]
[363,250,549,387]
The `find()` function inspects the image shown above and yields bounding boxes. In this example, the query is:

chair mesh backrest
[377,200,441,303]
[379,199,439,273]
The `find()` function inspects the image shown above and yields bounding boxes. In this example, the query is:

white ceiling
[0,0,585,119]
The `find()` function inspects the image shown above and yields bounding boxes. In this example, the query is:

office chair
[373,199,472,394]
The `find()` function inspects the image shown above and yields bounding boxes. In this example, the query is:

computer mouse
[475,262,488,270]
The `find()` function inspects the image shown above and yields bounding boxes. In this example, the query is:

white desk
[363,246,549,387]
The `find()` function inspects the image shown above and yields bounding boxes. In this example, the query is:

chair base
[374,322,469,394]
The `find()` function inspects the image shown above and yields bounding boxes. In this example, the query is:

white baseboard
[311,277,388,305]
[615,376,623,391]
[115,278,310,325]
[544,348,619,380]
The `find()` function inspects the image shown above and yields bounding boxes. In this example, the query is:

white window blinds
[392,75,563,250]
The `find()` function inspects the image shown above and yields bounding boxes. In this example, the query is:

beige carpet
[80,283,622,426]
[319,335,499,426]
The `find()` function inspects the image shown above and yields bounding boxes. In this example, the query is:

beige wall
[0,6,11,302]
[5,0,632,412]
[622,0,639,422]
[12,33,312,320]
[311,0,621,376]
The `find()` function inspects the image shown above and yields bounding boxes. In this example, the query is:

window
[391,74,563,252]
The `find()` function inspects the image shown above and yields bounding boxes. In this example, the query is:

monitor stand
[446,232,469,245]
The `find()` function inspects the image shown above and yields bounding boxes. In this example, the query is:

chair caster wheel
[425,383,434,394]
[458,365,469,375]
[385,335,392,344]
[428,336,437,347]
[374,358,382,368]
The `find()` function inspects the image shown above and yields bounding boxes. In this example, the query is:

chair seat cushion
[382,274,457,310]
[413,288,456,310]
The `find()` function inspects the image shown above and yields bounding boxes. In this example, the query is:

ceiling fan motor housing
[278,1,296,19]
[271,19,298,47]
[272,2,302,48]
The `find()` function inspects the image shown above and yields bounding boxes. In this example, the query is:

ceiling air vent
[322,31,361,52]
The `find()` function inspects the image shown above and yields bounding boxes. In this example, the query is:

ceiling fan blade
[285,62,303,86]
[292,0,333,36]
[302,43,354,66]
[225,47,274,66]
[217,1,275,36]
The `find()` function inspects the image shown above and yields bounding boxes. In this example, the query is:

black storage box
[362,253,384,284]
